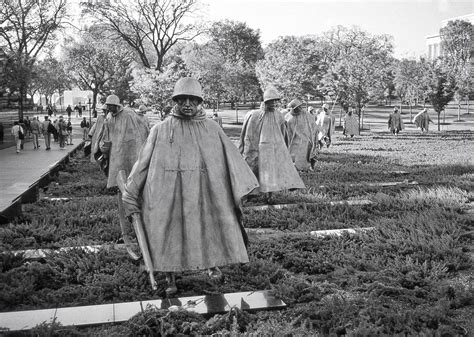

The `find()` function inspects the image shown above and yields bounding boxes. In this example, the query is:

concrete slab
[245,199,372,211]
[310,227,374,237]
[0,291,285,331]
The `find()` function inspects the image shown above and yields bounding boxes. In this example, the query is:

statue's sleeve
[122,126,158,216]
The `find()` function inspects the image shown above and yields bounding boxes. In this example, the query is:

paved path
[0,120,85,219]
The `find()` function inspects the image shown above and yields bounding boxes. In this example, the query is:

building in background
[426,13,474,60]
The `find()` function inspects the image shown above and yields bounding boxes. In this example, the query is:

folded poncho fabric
[122,108,259,272]
[239,108,305,193]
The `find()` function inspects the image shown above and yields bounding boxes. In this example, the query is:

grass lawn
[0,123,473,335]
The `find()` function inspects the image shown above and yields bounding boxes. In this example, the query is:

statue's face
[265,99,280,112]
[174,95,202,118]
[107,104,119,116]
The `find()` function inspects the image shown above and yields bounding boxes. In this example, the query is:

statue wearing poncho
[239,88,305,194]
[285,99,316,171]
[121,91,259,273]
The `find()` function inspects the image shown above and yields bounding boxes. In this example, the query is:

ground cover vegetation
[0,127,472,335]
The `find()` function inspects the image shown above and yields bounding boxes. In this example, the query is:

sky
[203,0,473,59]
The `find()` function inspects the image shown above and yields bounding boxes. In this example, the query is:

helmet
[138,105,148,113]
[263,86,280,103]
[322,103,329,110]
[288,99,303,109]
[105,94,121,106]
[172,77,203,101]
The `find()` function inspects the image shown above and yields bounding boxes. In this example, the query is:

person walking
[57,116,67,148]
[414,108,433,133]
[66,117,73,145]
[11,121,24,154]
[99,94,149,260]
[239,85,305,203]
[81,117,90,140]
[388,107,404,135]
[284,98,316,171]
[66,105,73,119]
[30,116,41,149]
[41,116,52,150]
[121,77,259,295]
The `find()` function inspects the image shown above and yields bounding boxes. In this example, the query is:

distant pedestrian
[66,105,73,118]
[24,116,31,137]
[11,121,24,154]
[66,118,73,145]
[57,116,67,148]
[388,107,404,135]
[80,117,90,140]
[30,116,41,149]
[414,108,433,133]
[343,107,359,138]
[41,116,52,150]
[53,119,59,142]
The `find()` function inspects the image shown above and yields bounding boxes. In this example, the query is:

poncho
[414,111,432,131]
[239,109,305,193]
[388,112,404,132]
[315,110,335,141]
[122,109,259,272]
[344,114,360,136]
[89,115,106,163]
[100,107,149,188]
[285,110,316,170]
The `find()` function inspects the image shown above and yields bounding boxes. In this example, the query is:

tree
[393,59,426,120]
[184,20,263,110]
[319,26,394,127]
[82,0,204,72]
[62,25,134,112]
[0,0,67,118]
[32,56,71,108]
[256,36,327,99]
[423,60,456,131]
[440,20,473,116]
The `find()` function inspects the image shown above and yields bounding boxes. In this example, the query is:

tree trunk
[18,87,26,121]
[409,102,412,122]
[457,102,460,121]
[467,99,470,115]
[235,101,239,124]
[437,111,441,131]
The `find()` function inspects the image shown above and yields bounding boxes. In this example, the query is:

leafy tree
[32,56,71,108]
[256,36,327,100]
[319,26,394,127]
[423,60,456,131]
[0,0,67,118]
[393,58,426,120]
[62,25,134,112]
[82,0,204,71]
[440,20,473,116]
[184,20,263,110]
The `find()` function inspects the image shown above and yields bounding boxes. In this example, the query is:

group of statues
[86,77,356,295]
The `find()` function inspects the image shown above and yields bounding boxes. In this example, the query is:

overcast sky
[204,0,473,59]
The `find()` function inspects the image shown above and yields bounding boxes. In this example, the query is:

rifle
[116,170,157,290]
